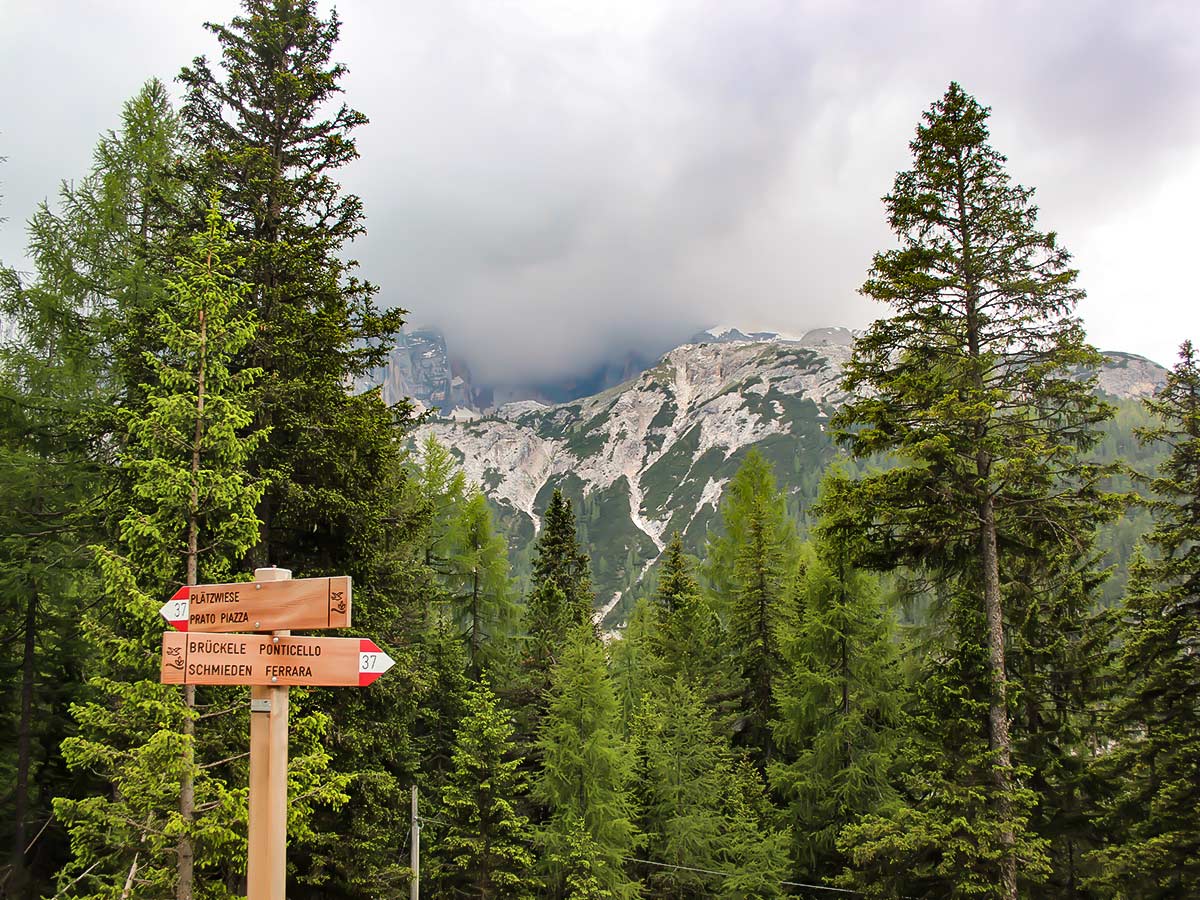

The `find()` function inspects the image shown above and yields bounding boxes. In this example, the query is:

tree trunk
[178,265,209,900]
[471,566,481,679]
[957,141,1017,900]
[980,492,1017,900]
[10,578,39,890]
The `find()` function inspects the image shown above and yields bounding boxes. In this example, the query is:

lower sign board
[160,631,394,687]
[159,576,351,633]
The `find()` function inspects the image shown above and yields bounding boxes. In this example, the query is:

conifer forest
[2,3,1199,900]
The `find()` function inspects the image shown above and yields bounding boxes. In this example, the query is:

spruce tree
[519,489,597,718]
[179,7,431,891]
[438,679,538,900]
[178,0,406,575]
[1087,342,1200,897]
[838,615,1050,899]
[555,818,615,900]
[832,82,1118,899]
[649,533,719,685]
[535,625,639,899]
[529,489,596,626]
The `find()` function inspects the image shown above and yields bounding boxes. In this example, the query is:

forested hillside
[420,334,1165,624]
[1,4,1197,900]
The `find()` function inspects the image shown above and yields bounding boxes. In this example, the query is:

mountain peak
[689,325,854,347]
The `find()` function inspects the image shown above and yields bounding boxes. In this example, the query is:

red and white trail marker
[160,585,191,630]
[357,639,394,686]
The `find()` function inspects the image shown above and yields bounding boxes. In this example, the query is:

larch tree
[413,433,470,572]
[1087,341,1200,897]
[534,625,639,900]
[832,82,1118,899]
[0,188,106,898]
[54,202,349,900]
[770,472,905,877]
[704,450,799,765]
[633,677,790,900]
[445,489,520,678]
[2,81,185,897]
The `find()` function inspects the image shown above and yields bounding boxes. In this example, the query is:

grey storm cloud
[3,0,1199,382]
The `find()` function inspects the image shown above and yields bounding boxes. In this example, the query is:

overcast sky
[2,0,1198,382]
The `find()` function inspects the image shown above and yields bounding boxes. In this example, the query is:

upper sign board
[159,576,351,633]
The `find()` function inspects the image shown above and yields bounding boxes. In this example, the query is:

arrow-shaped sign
[357,639,393,686]
[160,632,395,687]
[160,576,351,633]
[160,585,191,630]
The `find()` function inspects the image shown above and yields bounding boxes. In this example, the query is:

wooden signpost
[158,566,394,900]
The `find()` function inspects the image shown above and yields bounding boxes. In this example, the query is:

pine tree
[438,679,539,900]
[704,450,799,765]
[832,82,1119,899]
[1086,342,1200,897]
[535,625,639,899]
[770,473,905,877]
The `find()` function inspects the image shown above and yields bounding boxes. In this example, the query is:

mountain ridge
[408,327,1167,624]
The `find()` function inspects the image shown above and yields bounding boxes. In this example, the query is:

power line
[622,856,862,895]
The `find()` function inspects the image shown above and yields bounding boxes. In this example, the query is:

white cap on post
[254,567,292,582]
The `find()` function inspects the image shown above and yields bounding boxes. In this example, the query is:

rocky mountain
[416,328,1168,628]
[360,328,480,416]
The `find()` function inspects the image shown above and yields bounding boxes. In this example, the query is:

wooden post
[410,785,419,900]
[248,567,291,900]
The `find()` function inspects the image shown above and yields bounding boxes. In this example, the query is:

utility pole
[410,784,420,900]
